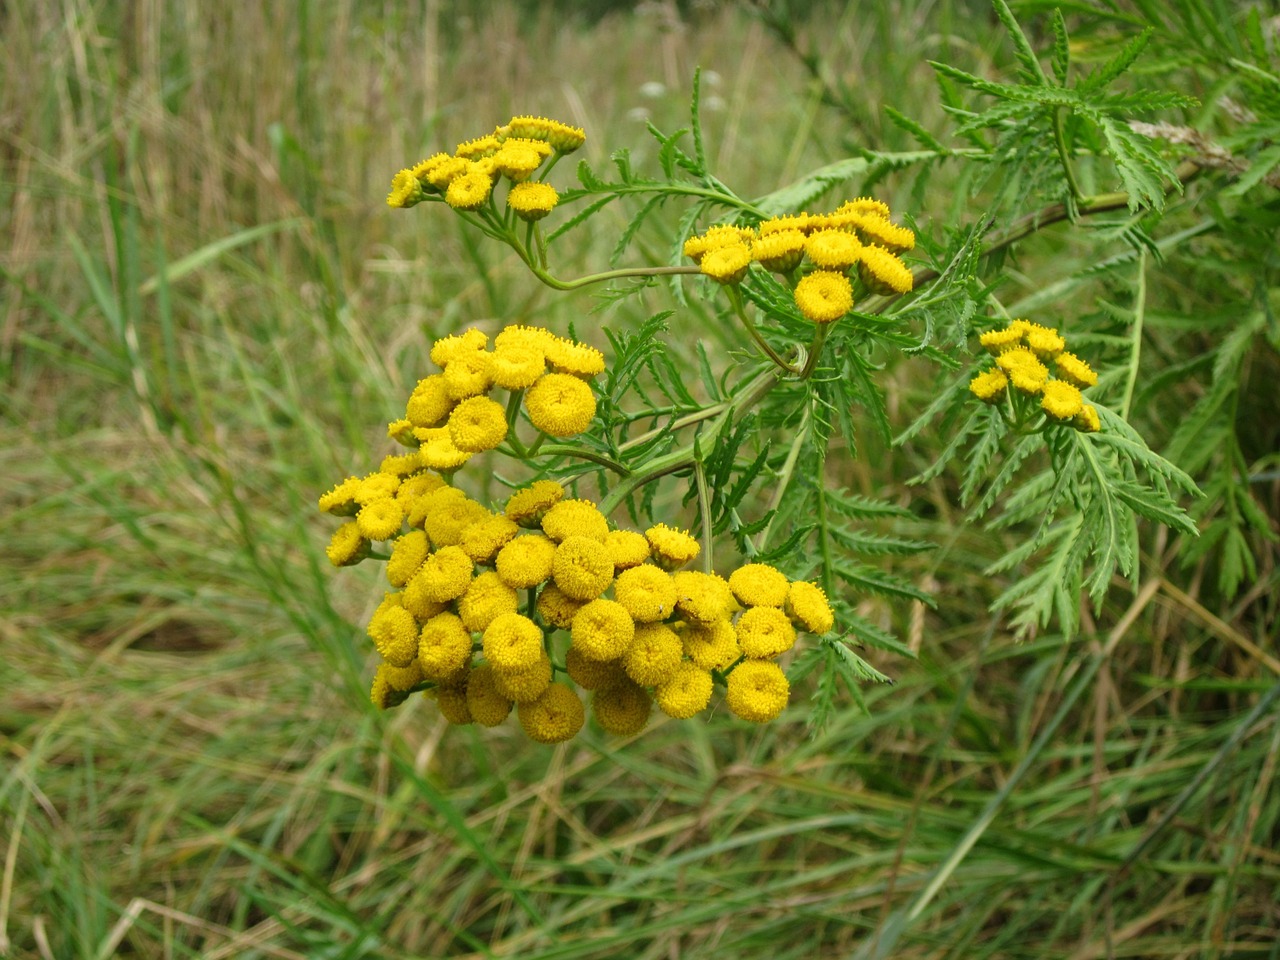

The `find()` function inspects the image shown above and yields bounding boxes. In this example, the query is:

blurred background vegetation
[2,0,1277,957]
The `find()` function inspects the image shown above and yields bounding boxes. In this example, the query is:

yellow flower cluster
[387,324,601,476]
[970,319,1101,432]
[682,197,915,324]
[386,114,584,218]
[324,465,836,740]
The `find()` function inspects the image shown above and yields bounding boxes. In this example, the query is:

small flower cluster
[386,115,585,219]
[969,319,1101,432]
[321,469,835,743]
[379,324,601,476]
[682,197,916,324]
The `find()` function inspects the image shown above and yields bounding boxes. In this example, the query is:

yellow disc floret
[727,563,790,608]
[505,480,565,528]
[655,662,714,719]
[386,530,430,587]
[605,529,651,570]
[482,612,544,672]
[417,611,473,680]
[525,373,596,438]
[495,533,558,589]
[447,395,509,453]
[416,545,474,602]
[969,368,1009,403]
[736,606,797,659]
[466,663,513,727]
[457,571,520,633]
[786,581,835,635]
[1041,379,1084,420]
[326,521,370,567]
[518,682,585,743]
[591,679,652,735]
[622,622,683,687]
[645,523,700,571]
[857,244,914,295]
[541,499,609,544]
[614,564,678,623]
[725,660,790,722]
[1054,351,1098,389]
[570,598,636,662]
[552,536,615,601]
[507,181,559,220]
[794,269,854,323]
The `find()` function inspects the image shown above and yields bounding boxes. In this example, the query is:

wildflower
[552,536,615,600]
[525,373,597,438]
[1024,323,1066,360]
[401,569,448,620]
[1074,404,1101,433]
[442,349,494,400]
[506,115,586,153]
[406,375,455,428]
[326,521,370,567]
[466,663,513,727]
[544,337,606,378]
[614,564,678,623]
[997,348,1049,395]
[495,324,555,352]
[447,395,509,453]
[319,476,362,516]
[673,570,734,624]
[566,646,624,692]
[758,213,814,236]
[434,678,473,725]
[542,499,609,544]
[423,494,489,547]
[979,326,1024,355]
[416,545,474,602]
[494,651,553,704]
[387,168,424,208]
[655,662,714,719]
[412,153,452,186]
[455,134,502,160]
[751,229,807,273]
[570,598,636,661]
[645,523,700,570]
[592,679,652,735]
[857,244,914,295]
[683,618,740,671]
[836,197,892,219]
[357,497,405,540]
[1055,352,1098,389]
[355,472,401,505]
[969,369,1009,404]
[794,270,854,324]
[490,343,546,389]
[387,418,417,446]
[457,514,519,564]
[623,623,683,687]
[518,682,585,743]
[371,664,414,709]
[852,214,915,254]
[386,530,430,587]
[727,563,790,608]
[379,451,421,477]
[397,473,446,508]
[505,480,564,527]
[699,242,753,284]
[419,429,474,472]
[482,612,544,672]
[684,225,756,263]
[605,529,651,570]
[535,583,585,629]
[736,606,797,659]
[368,598,419,667]
[457,571,519,632]
[495,533,558,588]
[417,611,473,680]
[425,156,471,191]
[1041,379,1084,420]
[804,229,863,270]
[445,169,493,211]
[492,142,546,182]
[507,181,559,220]
[786,581,834,635]
[430,328,488,368]
[726,660,791,722]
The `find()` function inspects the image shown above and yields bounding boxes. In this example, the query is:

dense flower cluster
[969,319,1101,432]
[386,114,584,219]
[321,463,835,741]
[682,198,915,324]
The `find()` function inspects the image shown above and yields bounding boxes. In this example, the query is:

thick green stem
[694,460,714,574]
[798,324,831,380]
[530,443,631,476]
[598,446,699,516]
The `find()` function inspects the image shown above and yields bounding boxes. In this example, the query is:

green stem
[798,323,831,380]
[1053,107,1083,203]
[694,459,714,574]
[1119,247,1146,421]
[598,446,699,516]
[726,285,802,374]
[618,366,781,454]
[756,404,811,553]
[531,443,630,476]
[526,263,700,292]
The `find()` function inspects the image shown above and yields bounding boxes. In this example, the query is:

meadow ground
[2,2,1278,958]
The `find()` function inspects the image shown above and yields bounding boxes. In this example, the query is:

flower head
[493,142,547,182]
[326,521,370,567]
[1024,323,1066,360]
[1041,379,1084,420]
[591,679,652,735]
[851,213,915,254]
[566,645,625,690]
[655,662,714,719]
[319,476,362,516]
[570,598,636,661]
[1055,352,1098,389]
[542,499,609,544]
[623,622,683,687]
[804,229,863,270]
[490,343,546,390]
[417,611,472,680]
[751,229,807,272]
[682,619,740,671]
[430,329,488,368]
[727,563,789,608]
[457,571,519,632]
[979,325,1024,355]
[445,169,493,211]
[1074,404,1101,433]
[736,606,797,659]
[525,373,596,438]
[386,530,430,587]
[442,349,494,400]
[357,497,405,540]
[794,270,854,323]
[605,529,651,570]
[725,660,790,722]
[505,480,565,528]
[645,523,700,570]
[552,536,615,601]
[387,168,424,208]
[535,583,586,629]
[406,375,455,427]
[544,337,606,378]
[494,651,553,704]
[969,369,1009,403]
[466,663,513,727]
[495,533,558,589]
[482,612,544,672]
[368,597,419,667]
[699,242,753,284]
[857,244,914,295]
[614,564,678,623]
[786,581,834,635]
[433,676,473,725]
[507,181,559,220]
[996,347,1049,395]
[672,571,733,624]
[517,682,585,743]
[457,514,519,564]
[416,545,474,602]
[447,395,509,453]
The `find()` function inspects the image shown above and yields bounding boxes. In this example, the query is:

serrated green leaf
[992,0,1049,84]
[752,157,870,217]
[834,561,934,605]
[1050,9,1071,85]
[884,106,947,152]
[1081,27,1154,92]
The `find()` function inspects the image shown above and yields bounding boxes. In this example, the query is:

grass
[2,0,1278,957]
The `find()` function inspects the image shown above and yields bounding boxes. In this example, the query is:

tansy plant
[321,3,1211,740]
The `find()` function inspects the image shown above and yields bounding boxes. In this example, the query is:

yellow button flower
[1041,379,1084,420]
[494,651,553,704]
[614,564,678,623]
[851,213,915,254]
[544,337,606,378]
[368,597,419,667]
[490,343,546,390]
[455,134,502,160]
[786,581,835,635]
[407,374,454,427]
[482,612,544,672]
[457,570,519,632]
[386,530,429,587]
[442,349,494,401]
[519,682,586,744]
[505,480,565,528]
[552,536,615,601]
[682,618,741,671]
[794,269,854,324]
[525,373,597,438]
[495,533,558,589]
[736,606,797,659]
[416,545,474,602]
[379,451,421,478]
[507,181,559,220]
[493,142,547,182]
[535,583,586,630]
[727,563,790,608]
[319,476,362,516]
[1055,351,1098,389]
[699,242,753,284]
[445,168,493,211]
[357,497,405,540]
[591,679,652,735]
[423,494,489,547]
[726,660,790,722]
[326,521,369,567]
[434,678,473,725]
[448,395,509,453]
[969,368,1009,403]
[417,611,472,680]
[857,244,914,295]
[605,529,651,570]
[1074,404,1101,433]
[565,645,624,690]
[759,213,815,236]
[655,662,714,719]
[570,598,636,661]
[673,570,734,624]
[401,569,448,621]
[645,523,700,570]
[457,514,519,564]
[355,472,400,505]
[418,429,473,472]
[542,499,609,544]
[804,229,863,270]
[979,325,1024,355]
[1024,323,1066,360]
[430,328,488,368]
[370,663,414,710]
[386,168,424,209]
[623,623,683,687]
[996,347,1049,395]
[466,663,513,727]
